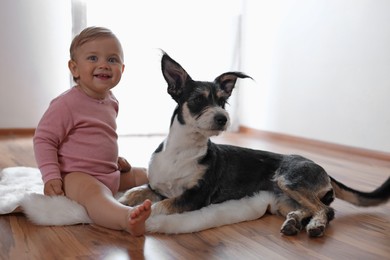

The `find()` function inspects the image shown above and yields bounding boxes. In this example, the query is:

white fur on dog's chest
[148,142,207,198]
[148,119,208,198]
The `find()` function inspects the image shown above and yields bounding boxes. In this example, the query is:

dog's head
[161,52,251,137]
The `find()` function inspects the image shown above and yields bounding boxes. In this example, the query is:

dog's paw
[306,215,327,237]
[307,225,325,237]
[280,218,301,236]
[118,185,161,206]
[280,211,304,236]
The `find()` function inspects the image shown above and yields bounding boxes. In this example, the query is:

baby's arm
[34,98,71,195]
[44,179,64,196]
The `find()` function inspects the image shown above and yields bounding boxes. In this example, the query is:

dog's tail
[330,176,390,207]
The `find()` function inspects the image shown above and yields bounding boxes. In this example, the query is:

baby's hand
[118,156,131,173]
[44,179,64,196]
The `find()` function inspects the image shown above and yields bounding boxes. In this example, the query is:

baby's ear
[68,60,79,79]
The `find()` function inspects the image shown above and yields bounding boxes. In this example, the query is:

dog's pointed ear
[161,52,191,101]
[214,72,252,97]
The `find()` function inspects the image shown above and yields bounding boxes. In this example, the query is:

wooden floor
[0,133,389,260]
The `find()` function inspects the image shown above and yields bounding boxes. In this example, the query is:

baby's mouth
[94,73,111,79]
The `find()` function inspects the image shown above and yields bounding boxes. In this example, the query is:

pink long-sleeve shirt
[34,87,121,193]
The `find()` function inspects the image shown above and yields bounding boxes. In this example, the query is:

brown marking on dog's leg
[276,199,308,236]
[276,178,333,237]
[306,207,335,237]
[288,192,330,237]
[118,185,162,206]
[280,209,312,236]
[151,198,184,216]
[306,210,327,237]
[276,200,303,236]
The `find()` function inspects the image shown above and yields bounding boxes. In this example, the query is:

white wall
[0,0,71,128]
[240,0,390,153]
[85,0,242,134]
[0,0,242,134]
[1,0,389,154]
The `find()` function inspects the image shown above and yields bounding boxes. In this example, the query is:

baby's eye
[87,56,98,61]
[108,57,119,63]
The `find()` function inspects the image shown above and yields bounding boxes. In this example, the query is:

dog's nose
[214,114,228,127]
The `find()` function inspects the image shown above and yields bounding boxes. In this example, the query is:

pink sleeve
[33,98,73,183]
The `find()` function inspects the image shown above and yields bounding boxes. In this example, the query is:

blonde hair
[69,27,124,82]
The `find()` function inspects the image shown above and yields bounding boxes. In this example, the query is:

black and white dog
[119,52,390,237]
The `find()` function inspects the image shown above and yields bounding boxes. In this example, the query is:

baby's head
[69,27,124,83]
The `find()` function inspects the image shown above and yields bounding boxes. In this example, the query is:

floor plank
[0,133,389,260]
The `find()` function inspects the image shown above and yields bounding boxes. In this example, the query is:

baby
[34,27,151,236]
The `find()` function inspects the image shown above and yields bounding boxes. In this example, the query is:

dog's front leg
[151,198,184,216]
[118,184,162,206]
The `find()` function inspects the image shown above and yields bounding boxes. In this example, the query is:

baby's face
[69,37,125,99]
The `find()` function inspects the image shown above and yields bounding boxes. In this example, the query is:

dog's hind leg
[305,206,335,237]
[276,197,313,236]
[280,209,311,235]
[290,194,333,237]
[276,179,335,237]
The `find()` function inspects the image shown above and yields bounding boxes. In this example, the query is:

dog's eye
[192,96,205,104]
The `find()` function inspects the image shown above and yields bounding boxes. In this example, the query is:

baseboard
[239,126,390,162]
[0,128,35,136]
[1,127,389,161]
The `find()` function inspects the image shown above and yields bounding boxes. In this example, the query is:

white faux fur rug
[0,167,274,233]
[0,167,43,214]
[0,167,92,225]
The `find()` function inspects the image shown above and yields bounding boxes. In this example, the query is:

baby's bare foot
[127,199,152,236]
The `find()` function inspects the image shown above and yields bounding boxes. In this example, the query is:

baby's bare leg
[63,172,150,236]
